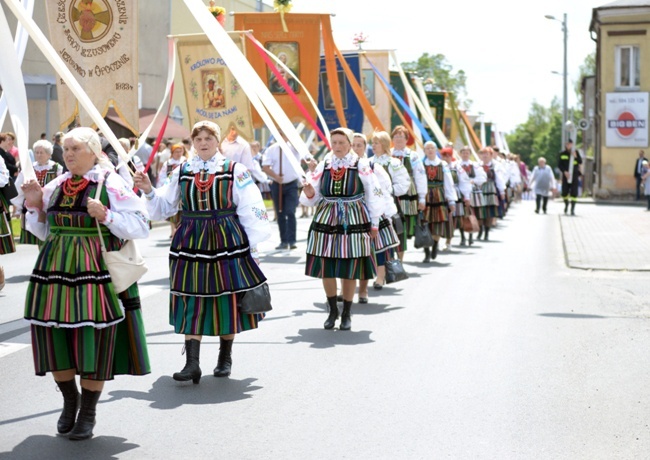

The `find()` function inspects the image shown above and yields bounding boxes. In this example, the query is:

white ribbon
[183,0,306,180]
[0,0,32,130]
[0,1,34,181]
[409,70,449,148]
[3,0,130,167]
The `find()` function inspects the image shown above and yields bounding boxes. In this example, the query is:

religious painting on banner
[176,34,253,140]
[233,13,321,126]
[44,0,139,134]
[317,53,363,134]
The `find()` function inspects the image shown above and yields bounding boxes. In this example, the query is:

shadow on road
[285,328,374,349]
[0,435,138,460]
[537,312,608,319]
[5,275,30,283]
[105,375,262,410]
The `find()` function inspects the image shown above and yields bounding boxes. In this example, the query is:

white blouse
[448,160,473,201]
[299,152,384,227]
[144,153,271,247]
[12,160,64,214]
[26,165,150,241]
[391,148,427,202]
[460,161,488,188]
[370,154,411,197]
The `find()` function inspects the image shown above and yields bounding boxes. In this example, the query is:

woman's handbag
[385,259,408,284]
[413,212,434,249]
[95,180,148,293]
[238,283,272,314]
[0,177,18,201]
[462,208,480,233]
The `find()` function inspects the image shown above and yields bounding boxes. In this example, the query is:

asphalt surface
[1,198,650,459]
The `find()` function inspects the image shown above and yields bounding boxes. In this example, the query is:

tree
[401,53,471,108]
[506,98,562,167]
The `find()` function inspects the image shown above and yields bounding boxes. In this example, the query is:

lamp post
[545,13,568,147]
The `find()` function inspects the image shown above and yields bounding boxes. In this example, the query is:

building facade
[590,0,650,199]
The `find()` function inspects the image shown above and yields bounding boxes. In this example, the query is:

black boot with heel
[324,295,339,330]
[340,300,352,330]
[213,337,234,377]
[173,339,202,384]
[69,388,102,441]
[422,247,431,263]
[56,379,80,435]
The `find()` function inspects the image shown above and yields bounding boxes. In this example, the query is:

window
[616,45,640,89]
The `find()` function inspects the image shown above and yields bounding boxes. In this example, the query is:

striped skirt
[396,181,419,217]
[30,283,151,379]
[375,216,400,254]
[306,195,376,280]
[19,211,41,245]
[0,202,15,255]
[169,210,266,336]
[424,186,448,224]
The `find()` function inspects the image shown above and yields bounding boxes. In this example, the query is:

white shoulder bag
[95,179,148,293]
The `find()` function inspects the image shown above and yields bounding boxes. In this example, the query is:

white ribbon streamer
[183,0,306,180]
[0,0,32,130]
[0,2,34,181]
[3,0,130,167]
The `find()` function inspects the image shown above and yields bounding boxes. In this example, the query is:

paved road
[1,199,650,459]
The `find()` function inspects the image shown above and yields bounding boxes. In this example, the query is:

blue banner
[317,53,364,133]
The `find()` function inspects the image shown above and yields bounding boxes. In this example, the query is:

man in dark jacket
[558,138,582,216]
[0,133,18,178]
[633,150,648,200]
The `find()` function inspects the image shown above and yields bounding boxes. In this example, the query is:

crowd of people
[0,122,575,441]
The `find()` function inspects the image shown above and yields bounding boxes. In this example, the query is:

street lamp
[546,13,568,147]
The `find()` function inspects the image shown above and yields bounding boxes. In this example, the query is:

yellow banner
[176,34,253,140]
[45,0,139,134]
[233,13,321,128]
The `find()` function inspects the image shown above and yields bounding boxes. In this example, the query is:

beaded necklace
[194,172,215,193]
[62,176,89,196]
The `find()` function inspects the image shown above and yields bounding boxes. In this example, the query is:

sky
[291,0,605,133]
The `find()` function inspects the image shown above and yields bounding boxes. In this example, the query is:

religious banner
[233,13,321,127]
[44,0,139,133]
[361,50,390,135]
[176,34,253,140]
[317,53,364,134]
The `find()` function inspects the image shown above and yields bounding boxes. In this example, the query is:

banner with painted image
[317,53,363,133]
[176,34,253,140]
[44,0,139,133]
[233,13,321,126]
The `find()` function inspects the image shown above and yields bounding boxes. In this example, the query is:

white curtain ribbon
[408,68,449,148]
[183,0,306,180]
[0,1,34,181]
[0,0,33,130]
[4,0,130,166]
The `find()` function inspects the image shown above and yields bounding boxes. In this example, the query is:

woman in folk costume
[351,132,400,302]
[369,130,411,288]
[440,146,473,247]
[390,125,426,261]
[12,140,64,245]
[21,127,151,441]
[156,143,188,239]
[0,154,16,256]
[134,121,271,384]
[476,147,506,241]
[421,142,457,262]
[301,128,383,330]
[459,146,487,246]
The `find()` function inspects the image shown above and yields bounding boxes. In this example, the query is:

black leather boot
[56,379,80,435]
[459,230,466,246]
[324,295,339,330]
[340,300,352,330]
[484,227,490,241]
[431,240,439,260]
[69,388,101,441]
[564,200,569,214]
[213,337,234,377]
[422,247,431,263]
[173,339,202,384]
[477,226,484,240]
[570,201,576,216]
[468,233,473,246]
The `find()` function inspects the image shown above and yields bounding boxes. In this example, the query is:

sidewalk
[558,201,650,271]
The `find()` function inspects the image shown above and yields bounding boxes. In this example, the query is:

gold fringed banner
[176,34,253,140]
[233,13,321,128]
[44,0,139,133]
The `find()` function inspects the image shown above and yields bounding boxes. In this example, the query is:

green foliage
[401,53,471,108]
